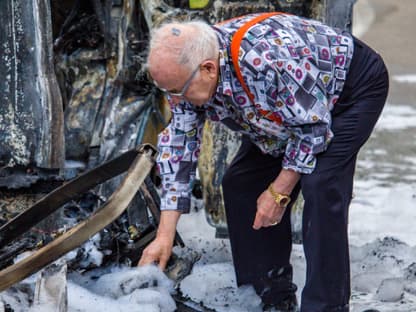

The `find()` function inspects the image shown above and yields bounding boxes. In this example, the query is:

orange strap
[230,12,283,104]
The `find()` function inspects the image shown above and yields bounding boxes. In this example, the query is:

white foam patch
[180,263,262,312]
[3,179,416,312]
[67,282,156,312]
[375,103,416,130]
[349,182,416,246]
[392,75,416,83]
[402,156,416,166]
[67,266,176,312]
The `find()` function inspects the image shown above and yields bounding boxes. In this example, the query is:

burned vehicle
[0,0,354,300]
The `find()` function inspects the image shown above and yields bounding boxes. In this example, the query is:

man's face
[148,54,218,107]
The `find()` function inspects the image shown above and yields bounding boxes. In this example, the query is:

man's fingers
[138,247,159,267]
[253,210,280,229]
[158,256,169,270]
[253,212,265,230]
[138,254,153,266]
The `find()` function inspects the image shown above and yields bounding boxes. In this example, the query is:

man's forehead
[149,51,177,73]
[148,57,183,87]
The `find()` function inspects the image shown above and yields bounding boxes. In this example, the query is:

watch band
[267,183,291,207]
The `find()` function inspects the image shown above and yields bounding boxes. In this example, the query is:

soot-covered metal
[0,0,354,279]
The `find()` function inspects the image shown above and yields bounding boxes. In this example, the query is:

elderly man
[139,12,388,312]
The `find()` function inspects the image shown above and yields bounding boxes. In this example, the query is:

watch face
[280,197,290,207]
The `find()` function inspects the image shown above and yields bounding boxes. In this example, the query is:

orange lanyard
[229,12,283,104]
[224,12,288,124]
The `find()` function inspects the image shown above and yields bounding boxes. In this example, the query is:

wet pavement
[348,2,416,310]
[353,0,416,186]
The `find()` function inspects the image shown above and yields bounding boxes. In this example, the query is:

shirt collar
[207,27,234,107]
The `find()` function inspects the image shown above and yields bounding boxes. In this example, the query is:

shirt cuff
[160,191,191,214]
[282,155,316,174]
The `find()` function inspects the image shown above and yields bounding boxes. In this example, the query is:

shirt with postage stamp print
[157,13,354,212]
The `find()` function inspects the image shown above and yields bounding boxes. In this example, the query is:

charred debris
[0,0,354,278]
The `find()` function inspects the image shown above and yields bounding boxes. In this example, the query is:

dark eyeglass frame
[149,64,200,97]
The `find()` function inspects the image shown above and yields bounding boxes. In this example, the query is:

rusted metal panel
[0,0,64,170]
[141,0,314,28]
[59,58,107,160]
[51,0,170,244]
[55,0,166,164]
[197,122,240,237]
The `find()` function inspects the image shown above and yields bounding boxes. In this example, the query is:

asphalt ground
[356,0,416,99]
[353,0,416,185]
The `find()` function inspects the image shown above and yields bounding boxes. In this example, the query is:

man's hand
[137,210,181,270]
[253,190,285,229]
[253,168,300,230]
[138,236,174,270]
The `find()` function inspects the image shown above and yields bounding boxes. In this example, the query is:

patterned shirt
[157,13,354,213]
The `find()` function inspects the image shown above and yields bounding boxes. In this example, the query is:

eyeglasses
[149,65,200,97]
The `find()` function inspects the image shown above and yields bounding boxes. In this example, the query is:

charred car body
[0,0,354,284]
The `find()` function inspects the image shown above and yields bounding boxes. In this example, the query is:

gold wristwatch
[268,183,291,208]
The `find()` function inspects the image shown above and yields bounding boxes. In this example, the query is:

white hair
[148,20,219,70]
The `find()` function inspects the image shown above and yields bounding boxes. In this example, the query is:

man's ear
[201,59,218,79]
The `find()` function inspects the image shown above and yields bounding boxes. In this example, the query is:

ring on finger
[269,221,278,226]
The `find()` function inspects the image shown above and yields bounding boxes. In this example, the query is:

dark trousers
[221,37,389,311]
